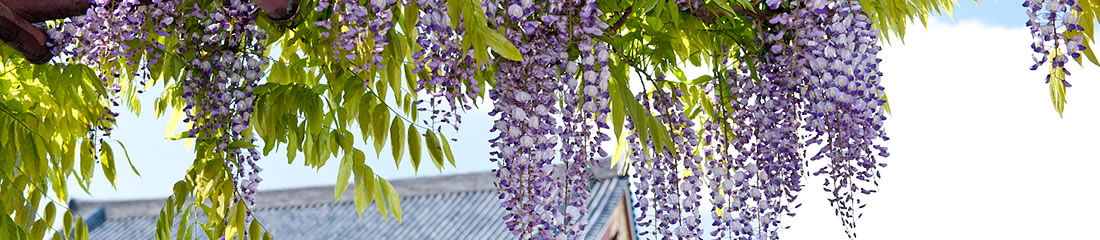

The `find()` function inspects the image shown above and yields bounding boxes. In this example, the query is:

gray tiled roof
[72,167,633,239]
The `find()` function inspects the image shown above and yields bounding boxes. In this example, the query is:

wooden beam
[0,0,299,64]
[3,0,92,23]
[0,2,51,64]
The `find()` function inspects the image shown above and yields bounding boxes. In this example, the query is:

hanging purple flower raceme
[1023,0,1085,87]
[176,0,269,223]
[556,0,611,236]
[487,0,570,237]
[44,0,180,165]
[626,86,695,240]
[314,0,394,74]
[625,92,659,238]
[700,80,735,239]
[653,86,705,239]
[411,0,482,131]
[487,0,616,237]
[370,0,398,67]
[488,60,565,239]
[724,55,806,240]
[774,1,889,238]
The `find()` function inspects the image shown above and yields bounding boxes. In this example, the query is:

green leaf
[1083,41,1100,66]
[652,117,677,156]
[425,130,445,170]
[100,140,117,188]
[882,93,892,115]
[248,219,262,240]
[440,132,456,167]
[689,75,712,85]
[610,129,633,175]
[379,179,402,222]
[1049,65,1067,117]
[164,108,184,138]
[334,152,353,202]
[372,104,390,156]
[172,181,191,209]
[648,117,664,155]
[484,28,524,61]
[75,217,86,240]
[407,127,423,173]
[370,176,388,218]
[390,118,406,168]
[358,96,375,142]
[610,87,625,138]
[43,203,55,227]
[79,138,95,183]
[352,163,376,215]
[176,206,192,240]
[228,140,256,150]
[113,141,141,177]
[1,208,28,240]
[225,203,245,240]
[447,0,463,32]
[63,211,71,237]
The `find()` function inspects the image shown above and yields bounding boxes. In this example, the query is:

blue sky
[940,0,1020,28]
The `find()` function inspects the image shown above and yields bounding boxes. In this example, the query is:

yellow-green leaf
[484,28,524,61]
[407,127,422,173]
[611,129,634,175]
[79,138,95,183]
[390,118,406,168]
[100,140,117,188]
[372,104,390,156]
[358,96,375,142]
[334,153,353,202]
[113,141,141,177]
[225,203,245,240]
[440,132,456,167]
[248,219,262,240]
[165,108,184,138]
[352,163,376,215]
[379,179,402,222]
[425,131,445,170]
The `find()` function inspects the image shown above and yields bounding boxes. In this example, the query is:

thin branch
[605,6,634,39]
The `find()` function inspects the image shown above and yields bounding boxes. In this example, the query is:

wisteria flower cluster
[38,0,197,184]
[40,0,272,235]
[17,0,911,238]
[1024,0,1087,72]
[315,0,397,73]
[43,0,150,153]
[411,0,483,131]
[772,0,889,238]
[485,0,613,238]
[625,0,891,239]
[1023,0,1086,92]
[175,0,270,211]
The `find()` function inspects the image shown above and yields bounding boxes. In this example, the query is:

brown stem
[605,6,633,39]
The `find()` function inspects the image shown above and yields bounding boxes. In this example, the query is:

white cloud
[781,19,1100,239]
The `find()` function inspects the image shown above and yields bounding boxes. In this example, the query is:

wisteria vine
[625,0,891,239]
[14,0,913,238]
[42,0,271,233]
[1023,0,1087,114]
